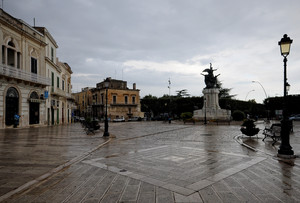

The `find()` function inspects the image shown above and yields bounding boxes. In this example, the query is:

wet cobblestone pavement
[1,121,300,202]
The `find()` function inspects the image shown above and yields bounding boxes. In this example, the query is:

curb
[234,134,300,166]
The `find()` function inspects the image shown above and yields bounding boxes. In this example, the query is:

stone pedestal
[193,88,231,120]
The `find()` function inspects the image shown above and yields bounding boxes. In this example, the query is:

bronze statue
[201,63,220,88]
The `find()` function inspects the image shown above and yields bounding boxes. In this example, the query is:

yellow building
[93,78,143,120]
[73,87,93,118]
[74,78,143,120]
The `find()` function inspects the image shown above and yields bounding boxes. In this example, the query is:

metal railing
[0,64,51,86]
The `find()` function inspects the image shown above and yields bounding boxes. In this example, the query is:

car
[128,117,142,121]
[113,116,125,122]
[289,114,300,121]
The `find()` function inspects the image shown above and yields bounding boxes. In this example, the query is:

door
[5,87,19,126]
[29,103,40,124]
[29,92,40,125]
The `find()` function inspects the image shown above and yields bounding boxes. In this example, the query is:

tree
[176,89,190,97]
[216,80,236,99]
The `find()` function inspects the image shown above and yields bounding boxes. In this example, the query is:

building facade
[0,9,50,128]
[0,9,74,128]
[73,78,143,120]
[73,87,93,118]
[93,78,143,120]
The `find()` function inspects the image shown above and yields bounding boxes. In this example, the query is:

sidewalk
[0,123,110,201]
[1,121,300,202]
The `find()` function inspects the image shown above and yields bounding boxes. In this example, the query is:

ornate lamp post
[103,78,110,137]
[278,34,294,157]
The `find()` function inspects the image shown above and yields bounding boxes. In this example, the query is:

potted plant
[240,119,259,137]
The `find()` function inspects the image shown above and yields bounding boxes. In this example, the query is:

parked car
[113,116,125,122]
[128,117,142,121]
[289,114,300,121]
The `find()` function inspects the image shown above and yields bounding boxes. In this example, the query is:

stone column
[203,88,220,110]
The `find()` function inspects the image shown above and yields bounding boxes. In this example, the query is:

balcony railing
[0,64,51,86]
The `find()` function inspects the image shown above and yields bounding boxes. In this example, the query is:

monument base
[193,88,231,121]
[193,108,231,121]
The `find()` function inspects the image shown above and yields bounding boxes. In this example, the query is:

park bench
[262,123,281,145]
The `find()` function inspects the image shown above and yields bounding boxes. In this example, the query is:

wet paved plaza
[0,121,300,202]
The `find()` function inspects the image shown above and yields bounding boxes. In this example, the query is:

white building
[0,9,74,128]
[34,27,74,125]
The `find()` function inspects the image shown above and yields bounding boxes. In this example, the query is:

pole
[278,56,293,156]
[204,97,207,125]
[103,87,109,137]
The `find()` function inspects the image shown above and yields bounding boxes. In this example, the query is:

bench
[262,123,281,145]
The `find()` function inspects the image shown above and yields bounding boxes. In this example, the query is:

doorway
[29,92,40,125]
[5,87,19,126]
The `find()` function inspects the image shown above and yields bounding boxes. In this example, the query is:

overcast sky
[4,0,300,103]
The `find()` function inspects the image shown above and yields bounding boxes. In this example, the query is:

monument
[193,63,231,121]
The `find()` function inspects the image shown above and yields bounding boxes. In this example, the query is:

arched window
[2,38,21,68]
[7,41,15,67]
[7,87,19,98]
[30,91,39,99]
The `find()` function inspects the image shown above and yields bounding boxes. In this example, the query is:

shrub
[232,110,245,121]
[180,112,193,120]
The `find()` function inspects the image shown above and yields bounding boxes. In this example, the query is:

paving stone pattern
[2,121,300,202]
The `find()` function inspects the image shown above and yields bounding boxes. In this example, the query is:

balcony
[51,86,66,97]
[0,64,50,86]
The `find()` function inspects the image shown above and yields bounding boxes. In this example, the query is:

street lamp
[245,90,255,101]
[252,81,267,99]
[103,78,110,137]
[278,34,294,157]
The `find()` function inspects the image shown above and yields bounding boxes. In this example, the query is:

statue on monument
[201,63,220,88]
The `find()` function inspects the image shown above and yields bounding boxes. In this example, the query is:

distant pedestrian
[14,113,20,128]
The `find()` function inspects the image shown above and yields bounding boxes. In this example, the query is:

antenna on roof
[33,18,35,27]
[1,0,4,9]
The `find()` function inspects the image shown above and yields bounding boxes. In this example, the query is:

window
[7,48,15,66]
[101,94,104,104]
[57,77,59,88]
[31,57,37,74]
[17,53,20,68]
[132,96,136,104]
[67,84,70,93]
[2,46,5,64]
[3,40,20,67]
[113,95,117,104]
[62,80,65,91]
[51,47,54,62]
[124,96,128,104]
[51,72,54,87]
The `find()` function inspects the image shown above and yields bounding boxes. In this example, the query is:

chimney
[133,83,136,90]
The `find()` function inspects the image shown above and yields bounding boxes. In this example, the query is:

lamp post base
[278,148,294,156]
[277,153,296,159]
[103,132,110,137]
